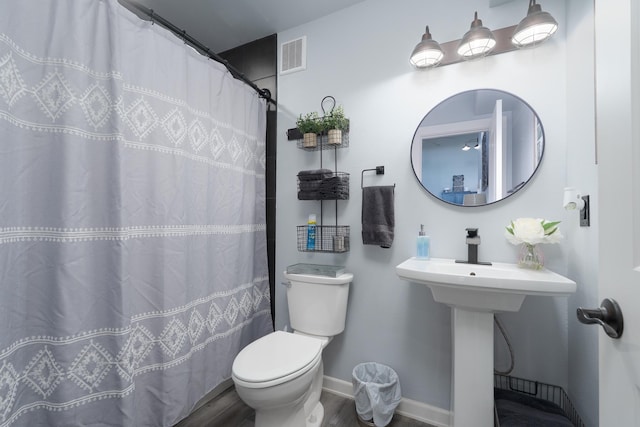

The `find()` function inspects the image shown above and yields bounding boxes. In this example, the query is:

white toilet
[231,270,353,427]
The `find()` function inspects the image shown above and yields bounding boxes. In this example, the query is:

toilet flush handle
[281,281,291,288]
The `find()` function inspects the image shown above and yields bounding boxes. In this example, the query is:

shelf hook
[321,95,336,116]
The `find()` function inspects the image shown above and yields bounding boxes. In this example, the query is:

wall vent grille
[280,36,306,75]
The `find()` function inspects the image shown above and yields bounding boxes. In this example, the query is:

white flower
[505,217,563,245]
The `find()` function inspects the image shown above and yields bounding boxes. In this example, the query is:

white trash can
[352,362,402,427]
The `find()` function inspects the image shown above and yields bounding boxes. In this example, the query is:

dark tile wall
[220,35,277,326]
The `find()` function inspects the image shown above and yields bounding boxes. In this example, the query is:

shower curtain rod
[118,0,276,106]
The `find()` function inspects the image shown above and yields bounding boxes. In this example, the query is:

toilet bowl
[231,270,353,427]
[232,331,326,427]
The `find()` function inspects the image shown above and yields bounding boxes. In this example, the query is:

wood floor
[174,386,437,427]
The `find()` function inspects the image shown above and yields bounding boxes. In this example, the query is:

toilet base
[254,398,307,427]
[253,399,324,427]
[235,355,324,427]
[306,401,324,427]
[232,332,331,427]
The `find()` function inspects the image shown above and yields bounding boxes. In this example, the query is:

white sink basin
[396,257,576,426]
[396,257,576,312]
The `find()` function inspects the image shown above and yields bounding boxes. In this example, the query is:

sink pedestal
[395,258,577,427]
[451,308,494,427]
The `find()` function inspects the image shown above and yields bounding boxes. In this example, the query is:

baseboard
[322,375,451,427]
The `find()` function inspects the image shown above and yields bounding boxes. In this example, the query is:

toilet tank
[283,271,353,337]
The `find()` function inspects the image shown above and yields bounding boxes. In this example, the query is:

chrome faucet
[456,228,492,265]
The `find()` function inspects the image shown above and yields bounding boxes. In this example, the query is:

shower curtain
[0,0,272,425]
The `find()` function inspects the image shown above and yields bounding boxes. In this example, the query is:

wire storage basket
[494,374,585,427]
[297,225,350,253]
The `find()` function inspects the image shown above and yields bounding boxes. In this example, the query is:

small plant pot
[328,129,342,145]
[303,132,317,148]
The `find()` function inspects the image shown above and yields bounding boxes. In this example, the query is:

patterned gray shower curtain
[0,0,272,425]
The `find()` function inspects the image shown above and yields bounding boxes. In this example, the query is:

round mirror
[411,89,544,206]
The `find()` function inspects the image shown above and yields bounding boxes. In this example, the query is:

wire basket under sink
[494,374,585,427]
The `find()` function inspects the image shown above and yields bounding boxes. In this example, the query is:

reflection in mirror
[411,89,544,206]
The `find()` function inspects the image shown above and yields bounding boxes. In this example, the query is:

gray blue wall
[275,0,598,424]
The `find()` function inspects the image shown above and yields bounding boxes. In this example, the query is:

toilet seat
[232,331,323,389]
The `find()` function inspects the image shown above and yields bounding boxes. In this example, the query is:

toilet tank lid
[283,271,353,285]
[232,331,322,383]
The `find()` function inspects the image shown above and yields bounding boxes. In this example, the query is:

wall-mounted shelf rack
[294,96,350,253]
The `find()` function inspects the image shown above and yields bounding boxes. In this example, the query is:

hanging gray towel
[362,185,395,248]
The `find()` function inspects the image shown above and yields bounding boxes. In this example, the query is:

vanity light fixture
[410,3,558,70]
[409,26,444,69]
[512,0,558,47]
[563,187,590,227]
[457,12,496,59]
[462,137,478,151]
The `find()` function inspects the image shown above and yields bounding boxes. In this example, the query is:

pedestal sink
[396,257,576,427]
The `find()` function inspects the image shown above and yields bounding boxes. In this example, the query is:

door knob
[576,298,623,339]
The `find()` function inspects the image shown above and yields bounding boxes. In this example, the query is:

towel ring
[361,166,395,189]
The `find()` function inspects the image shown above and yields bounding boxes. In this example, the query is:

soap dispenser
[417,224,430,259]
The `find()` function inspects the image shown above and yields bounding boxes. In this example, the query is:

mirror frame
[410,88,545,207]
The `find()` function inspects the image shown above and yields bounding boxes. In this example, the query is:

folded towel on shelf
[298,169,334,180]
[320,190,349,200]
[362,185,395,248]
[299,190,348,200]
[318,175,349,199]
[319,175,342,189]
[299,180,322,192]
[298,174,350,200]
[297,191,321,200]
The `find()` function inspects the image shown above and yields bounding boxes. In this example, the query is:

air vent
[280,36,306,75]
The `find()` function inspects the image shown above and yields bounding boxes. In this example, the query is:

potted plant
[296,112,322,148]
[323,106,349,145]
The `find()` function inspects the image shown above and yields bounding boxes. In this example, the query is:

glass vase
[518,243,544,270]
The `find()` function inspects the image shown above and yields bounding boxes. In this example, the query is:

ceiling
[121,0,368,53]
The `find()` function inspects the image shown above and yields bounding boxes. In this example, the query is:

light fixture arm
[529,0,541,14]
[469,12,482,30]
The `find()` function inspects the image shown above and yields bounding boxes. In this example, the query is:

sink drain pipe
[494,315,515,376]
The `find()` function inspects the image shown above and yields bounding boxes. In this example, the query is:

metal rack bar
[334,147,338,223]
